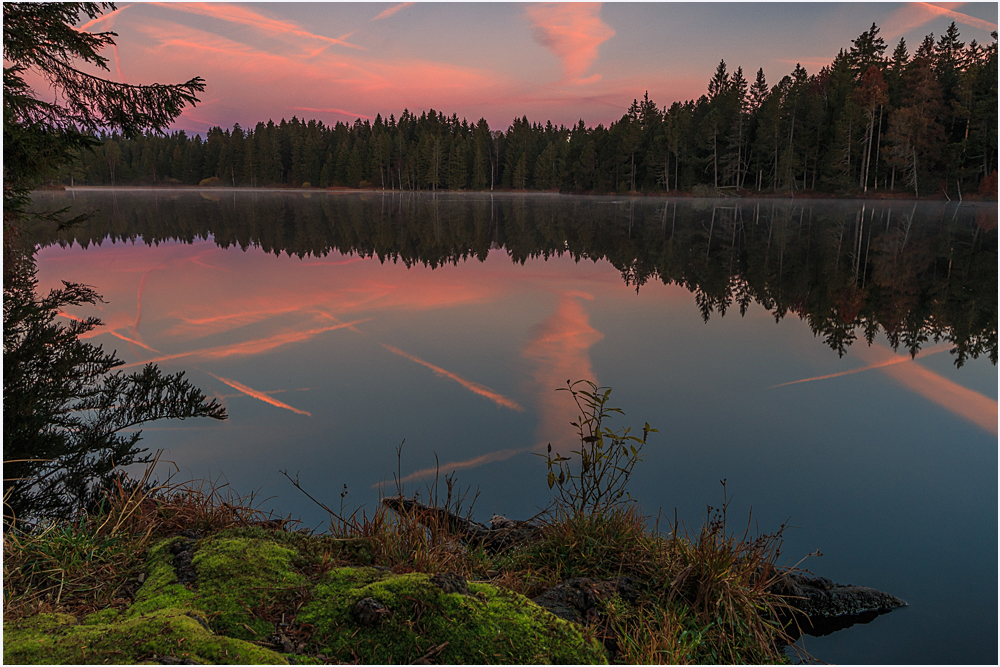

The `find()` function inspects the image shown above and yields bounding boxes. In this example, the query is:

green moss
[299,568,608,664]
[81,608,119,625]
[127,538,196,617]
[190,534,304,640]
[7,532,609,664]
[3,610,286,665]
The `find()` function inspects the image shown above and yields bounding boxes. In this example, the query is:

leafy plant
[540,380,657,517]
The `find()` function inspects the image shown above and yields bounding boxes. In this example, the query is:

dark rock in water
[430,572,469,595]
[774,572,907,638]
[352,597,390,627]
[533,577,639,625]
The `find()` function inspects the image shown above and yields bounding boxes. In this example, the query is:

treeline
[62,22,997,199]
[30,192,997,367]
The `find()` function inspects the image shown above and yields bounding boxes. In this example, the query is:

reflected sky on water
[30,190,997,664]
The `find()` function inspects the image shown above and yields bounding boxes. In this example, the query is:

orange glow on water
[382,344,524,412]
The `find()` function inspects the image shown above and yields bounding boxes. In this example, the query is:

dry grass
[3,455,282,621]
[4,472,795,664]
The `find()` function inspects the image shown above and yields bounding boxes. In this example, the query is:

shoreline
[38,184,998,203]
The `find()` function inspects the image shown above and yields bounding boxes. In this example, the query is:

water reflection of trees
[31,193,997,366]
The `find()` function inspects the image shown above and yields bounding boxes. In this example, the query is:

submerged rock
[773,572,907,638]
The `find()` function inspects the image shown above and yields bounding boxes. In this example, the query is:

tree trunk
[713,130,718,189]
[873,105,883,190]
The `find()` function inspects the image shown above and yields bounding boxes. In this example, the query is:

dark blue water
[31,190,998,664]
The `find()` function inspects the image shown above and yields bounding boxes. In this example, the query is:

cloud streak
[385,446,531,487]
[149,2,364,51]
[771,343,951,388]
[527,3,615,84]
[120,319,370,368]
[205,372,311,416]
[882,2,997,39]
[852,344,997,435]
[915,2,997,31]
[372,3,414,21]
[382,344,524,411]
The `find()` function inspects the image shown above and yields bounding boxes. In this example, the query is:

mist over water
[29,190,997,664]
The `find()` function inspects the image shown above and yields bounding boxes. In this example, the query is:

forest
[60,22,997,200]
[30,193,998,369]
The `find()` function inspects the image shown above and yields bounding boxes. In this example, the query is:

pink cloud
[527,3,615,84]
[149,2,364,51]
[133,19,506,121]
[78,4,130,31]
[881,2,997,39]
[372,3,415,21]
[916,2,997,31]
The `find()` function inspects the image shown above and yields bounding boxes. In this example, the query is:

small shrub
[540,380,657,517]
[198,176,221,187]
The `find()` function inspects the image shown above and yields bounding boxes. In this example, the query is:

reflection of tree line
[32,194,997,366]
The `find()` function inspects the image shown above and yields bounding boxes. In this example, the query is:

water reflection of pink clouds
[204,372,312,417]
[119,320,371,369]
[770,343,951,388]
[523,292,604,455]
[134,269,153,333]
[853,344,998,436]
[58,311,160,354]
[382,344,524,412]
[389,447,531,487]
[390,291,605,485]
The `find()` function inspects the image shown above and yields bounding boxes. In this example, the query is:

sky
[62,2,1000,133]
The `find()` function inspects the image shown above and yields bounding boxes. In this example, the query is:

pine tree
[3,2,204,219]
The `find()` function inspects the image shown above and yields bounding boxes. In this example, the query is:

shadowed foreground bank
[3,462,904,665]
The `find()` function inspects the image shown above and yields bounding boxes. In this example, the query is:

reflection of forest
[31,193,997,366]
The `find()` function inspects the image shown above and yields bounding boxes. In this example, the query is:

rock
[169,538,198,585]
[351,597,390,627]
[773,572,907,638]
[430,572,469,595]
[533,577,639,625]
[381,498,539,552]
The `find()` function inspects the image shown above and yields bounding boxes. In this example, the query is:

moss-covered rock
[3,610,286,664]
[6,530,607,664]
[300,567,608,664]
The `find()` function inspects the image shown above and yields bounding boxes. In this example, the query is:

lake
[28,189,997,664]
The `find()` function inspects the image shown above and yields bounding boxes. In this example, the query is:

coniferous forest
[61,23,997,199]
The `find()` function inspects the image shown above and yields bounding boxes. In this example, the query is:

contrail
[204,372,311,417]
[382,344,524,411]
[373,446,531,488]
[770,344,950,388]
[58,311,160,354]
[119,319,371,368]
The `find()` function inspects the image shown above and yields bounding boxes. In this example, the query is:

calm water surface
[30,190,997,664]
